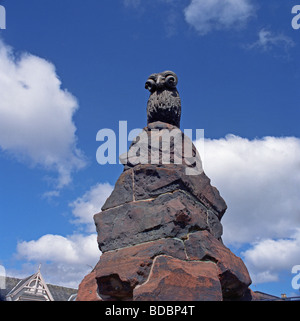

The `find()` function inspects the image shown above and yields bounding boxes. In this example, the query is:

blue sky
[0,0,300,298]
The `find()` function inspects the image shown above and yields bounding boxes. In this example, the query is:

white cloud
[69,183,114,232]
[195,135,300,245]
[15,182,113,286]
[195,135,300,284]
[184,0,255,35]
[17,234,99,265]
[16,234,100,288]
[0,41,86,189]
[247,28,295,51]
[242,229,300,284]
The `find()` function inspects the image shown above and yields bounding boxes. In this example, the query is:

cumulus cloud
[184,0,255,35]
[194,135,300,284]
[124,0,256,36]
[0,41,86,189]
[242,229,300,284]
[16,182,113,286]
[69,183,114,232]
[17,234,99,266]
[197,135,300,245]
[247,28,295,52]
[16,234,99,288]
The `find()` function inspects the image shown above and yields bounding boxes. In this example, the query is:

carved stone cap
[145,71,181,128]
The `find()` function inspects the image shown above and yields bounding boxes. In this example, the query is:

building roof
[253,291,281,301]
[0,272,77,301]
[6,269,55,301]
[47,283,78,301]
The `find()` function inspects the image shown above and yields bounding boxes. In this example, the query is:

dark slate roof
[47,283,77,301]
[0,276,77,301]
[0,277,20,301]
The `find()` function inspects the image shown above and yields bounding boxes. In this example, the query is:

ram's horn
[164,72,178,88]
[145,78,156,92]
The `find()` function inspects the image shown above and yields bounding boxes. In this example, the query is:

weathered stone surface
[101,163,226,218]
[96,274,133,301]
[118,119,226,218]
[133,255,222,301]
[95,238,186,301]
[207,210,223,240]
[101,169,133,211]
[94,190,208,252]
[133,164,187,200]
[133,164,227,218]
[184,230,251,299]
[120,122,203,173]
[181,169,227,218]
[76,270,101,301]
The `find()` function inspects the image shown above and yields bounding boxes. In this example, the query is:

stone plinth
[77,71,252,300]
[77,123,252,301]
